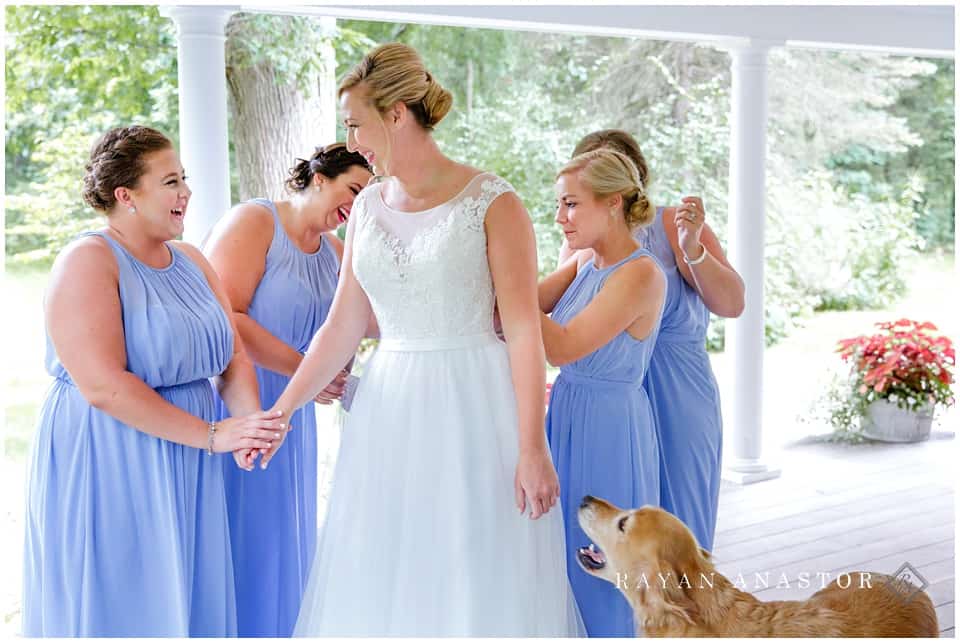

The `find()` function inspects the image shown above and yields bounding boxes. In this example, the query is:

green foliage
[226,13,336,97]
[766,169,922,314]
[4,8,953,354]
[5,5,178,266]
[825,58,954,249]
[768,49,932,172]
[443,83,603,273]
[803,367,869,443]
[5,121,109,265]
[5,6,178,184]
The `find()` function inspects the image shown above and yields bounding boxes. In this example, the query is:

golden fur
[577,496,939,637]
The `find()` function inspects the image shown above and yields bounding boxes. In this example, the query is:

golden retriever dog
[577,496,939,637]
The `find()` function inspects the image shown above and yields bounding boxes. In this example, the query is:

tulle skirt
[294,333,583,636]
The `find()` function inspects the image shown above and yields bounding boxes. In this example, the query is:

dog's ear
[661,564,701,624]
[653,532,715,626]
[640,564,698,629]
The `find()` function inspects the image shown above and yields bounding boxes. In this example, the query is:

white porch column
[722,40,781,485]
[159,5,238,245]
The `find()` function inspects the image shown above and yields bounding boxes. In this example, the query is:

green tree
[6,10,950,353]
[827,59,954,248]
[4,5,178,264]
[225,13,337,201]
[5,5,178,187]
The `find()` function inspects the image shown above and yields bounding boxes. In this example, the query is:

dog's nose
[580,495,596,509]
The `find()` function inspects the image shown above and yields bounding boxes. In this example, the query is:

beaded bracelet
[206,421,218,455]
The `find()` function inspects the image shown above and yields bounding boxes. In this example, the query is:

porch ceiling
[244,4,955,57]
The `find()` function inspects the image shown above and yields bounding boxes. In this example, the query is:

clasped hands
[231,367,351,471]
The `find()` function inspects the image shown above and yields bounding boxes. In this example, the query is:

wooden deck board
[709,436,954,637]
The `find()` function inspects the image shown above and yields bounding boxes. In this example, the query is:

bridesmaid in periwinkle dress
[204,144,371,636]
[570,130,745,552]
[540,149,666,637]
[22,126,285,636]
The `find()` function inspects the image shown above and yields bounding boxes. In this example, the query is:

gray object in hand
[341,374,360,412]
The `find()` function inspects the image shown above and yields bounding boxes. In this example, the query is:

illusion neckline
[376,172,488,216]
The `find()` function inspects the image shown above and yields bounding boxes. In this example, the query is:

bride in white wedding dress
[260,43,583,636]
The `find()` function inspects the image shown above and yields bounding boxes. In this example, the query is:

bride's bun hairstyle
[338,43,453,130]
[558,149,656,230]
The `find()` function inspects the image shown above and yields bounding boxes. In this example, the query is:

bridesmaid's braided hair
[82,125,173,212]
[284,142,372,193]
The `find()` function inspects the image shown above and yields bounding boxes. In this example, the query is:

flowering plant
[837,319,956,413]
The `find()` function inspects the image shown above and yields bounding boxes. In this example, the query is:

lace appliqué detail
[352,175,515,340]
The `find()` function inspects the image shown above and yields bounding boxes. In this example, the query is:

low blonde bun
[626,191,656,229]
[559,149,653,230]
[421,75,453,127]
[339,43,453,131]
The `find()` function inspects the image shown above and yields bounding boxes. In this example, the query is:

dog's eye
[617,516,629,532]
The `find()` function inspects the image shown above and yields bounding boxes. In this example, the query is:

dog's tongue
[582,543,606,564]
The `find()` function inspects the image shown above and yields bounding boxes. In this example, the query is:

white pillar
[722,40,781,485]
[159,5,238,245]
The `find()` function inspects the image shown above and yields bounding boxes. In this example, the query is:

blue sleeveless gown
[546,247,664,637]
[635,208,723,550]
[22,232,237,637]
[214,198,340,637]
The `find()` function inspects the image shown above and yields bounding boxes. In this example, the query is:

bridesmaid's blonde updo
[559,149,656,230]
[573,129,650,190]
[338,43,453,130]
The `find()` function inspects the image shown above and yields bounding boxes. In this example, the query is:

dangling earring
[610,208,617,218]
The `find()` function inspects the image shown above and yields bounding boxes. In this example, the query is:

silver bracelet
[206,421,218,455]
[683,244,708,266]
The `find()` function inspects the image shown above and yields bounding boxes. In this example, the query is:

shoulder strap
[463,174,516,230]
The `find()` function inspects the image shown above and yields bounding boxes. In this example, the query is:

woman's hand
[514,446,560,520]
[233,448,261,472]
[256,407,295,470]
[212,409,286,453]
[675,196,706,260]
[314,368,349,404]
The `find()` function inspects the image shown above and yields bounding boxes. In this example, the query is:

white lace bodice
[352,173,515,341]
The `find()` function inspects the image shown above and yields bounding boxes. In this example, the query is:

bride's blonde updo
[338,43,453,130]
[558,149,655,229]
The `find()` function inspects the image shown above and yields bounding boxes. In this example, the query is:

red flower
[841,318,955,411]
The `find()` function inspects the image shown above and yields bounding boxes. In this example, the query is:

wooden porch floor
[711,432,955,637]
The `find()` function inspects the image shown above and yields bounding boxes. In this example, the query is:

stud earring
[129,206,137,214]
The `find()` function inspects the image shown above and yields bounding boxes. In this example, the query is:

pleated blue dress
[214,198,340,637]
[635,208,723,551]
[546,247,664,638]
[22,231,237,637]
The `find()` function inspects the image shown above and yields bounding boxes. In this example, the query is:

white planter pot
[861,398,933,443]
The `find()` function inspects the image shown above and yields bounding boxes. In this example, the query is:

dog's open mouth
[577,543,607,571]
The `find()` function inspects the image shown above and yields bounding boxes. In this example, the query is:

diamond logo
[884,562,929,605]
